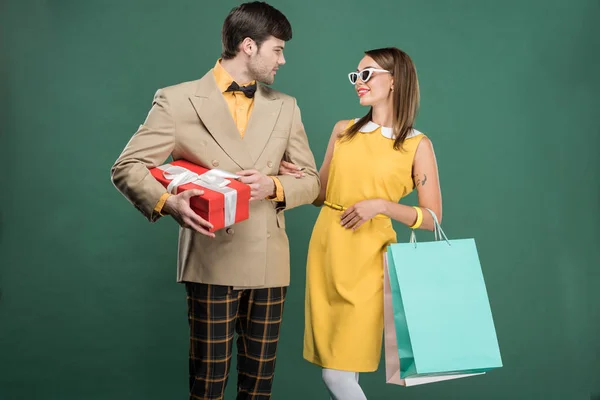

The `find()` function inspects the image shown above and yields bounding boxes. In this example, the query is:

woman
[281,47,442,399]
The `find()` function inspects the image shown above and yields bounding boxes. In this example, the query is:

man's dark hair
[221,2,292,59]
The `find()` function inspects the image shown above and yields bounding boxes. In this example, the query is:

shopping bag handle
[409,208,450,247]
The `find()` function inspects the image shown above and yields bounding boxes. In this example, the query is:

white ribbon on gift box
[157,164,239,227]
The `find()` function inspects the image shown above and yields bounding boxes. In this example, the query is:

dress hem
[303,355,379,373]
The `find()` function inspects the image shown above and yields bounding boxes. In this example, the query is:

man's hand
[162,190,215,238]
[236,170,276,200]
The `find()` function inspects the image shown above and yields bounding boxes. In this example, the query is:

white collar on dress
[355,119,422,139]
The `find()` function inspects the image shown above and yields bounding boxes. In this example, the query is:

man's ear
[240,37,256,56]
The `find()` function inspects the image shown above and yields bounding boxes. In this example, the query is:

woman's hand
[278,160,305,178]
[340,199,386,230]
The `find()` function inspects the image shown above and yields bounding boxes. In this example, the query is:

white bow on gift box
[157,164,242,227]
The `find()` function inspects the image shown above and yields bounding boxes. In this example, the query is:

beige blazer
[111,70,320,288]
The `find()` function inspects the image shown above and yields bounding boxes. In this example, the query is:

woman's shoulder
[407,128,427,140]
[334,119,355,132]
[329,119,355,140]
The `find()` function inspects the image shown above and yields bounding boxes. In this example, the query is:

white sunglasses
[348,68,391,85]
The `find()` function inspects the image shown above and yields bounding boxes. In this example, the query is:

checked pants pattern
[186,283,287,400]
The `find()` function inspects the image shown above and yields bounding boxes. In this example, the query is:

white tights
[322,368,367,400]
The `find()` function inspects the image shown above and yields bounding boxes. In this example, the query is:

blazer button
[267,161,274,168]
[212,160,220,167]
[226,228,234,235]
[267,232,271,238]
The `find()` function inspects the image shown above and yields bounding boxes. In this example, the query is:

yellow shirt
[154,60,284,215]
[213,59,255,138]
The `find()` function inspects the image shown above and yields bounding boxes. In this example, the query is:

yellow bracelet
[409,206,423,229]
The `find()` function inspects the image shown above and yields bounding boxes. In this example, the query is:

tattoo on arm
[414,173,428,187]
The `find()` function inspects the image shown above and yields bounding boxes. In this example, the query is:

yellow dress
[303,119,426,372]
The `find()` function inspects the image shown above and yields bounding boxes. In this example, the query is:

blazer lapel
[244,85,283,163]
[189,72,254,170]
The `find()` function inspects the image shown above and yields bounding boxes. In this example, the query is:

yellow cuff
[409,206,423,229]
[267,177,285,201]
[154,192,172,216]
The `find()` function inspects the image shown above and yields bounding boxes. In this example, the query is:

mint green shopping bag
[386,209,502,379]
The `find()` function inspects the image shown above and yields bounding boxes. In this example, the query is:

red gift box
[149,160,250,232]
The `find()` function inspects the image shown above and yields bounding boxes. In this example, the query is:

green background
[2,0,599,399]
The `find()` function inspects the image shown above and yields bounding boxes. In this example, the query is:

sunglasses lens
[349,73,358,84]
[360,70,372,82]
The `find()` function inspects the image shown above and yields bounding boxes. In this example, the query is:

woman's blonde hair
[341,47,420,150]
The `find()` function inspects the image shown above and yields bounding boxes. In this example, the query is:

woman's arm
[279,120,351,207]
[312,120,350,206]
[340,136,442,231]
[380,137,442,231]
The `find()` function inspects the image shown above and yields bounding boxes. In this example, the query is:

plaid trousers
[185,282,287,400]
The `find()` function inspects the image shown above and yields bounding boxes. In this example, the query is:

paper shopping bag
[384,209,502,383]
[384,253,485,386]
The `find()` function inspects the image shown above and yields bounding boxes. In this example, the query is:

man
[110,2,320,399]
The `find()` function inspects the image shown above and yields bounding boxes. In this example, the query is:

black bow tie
[225,81,257,98]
